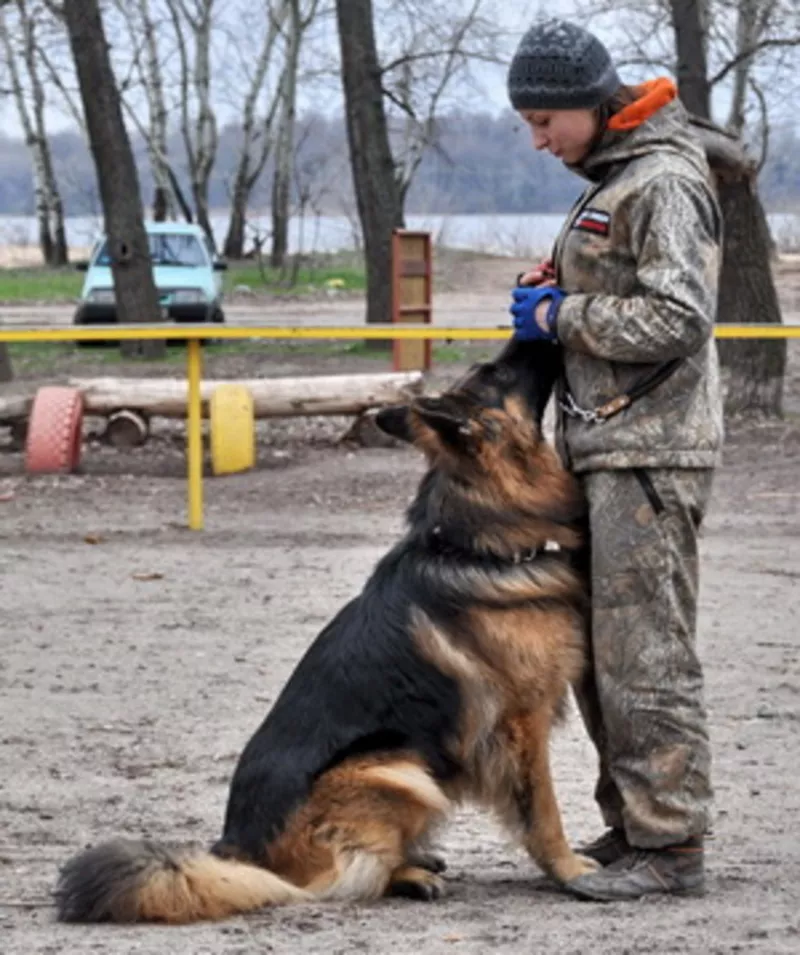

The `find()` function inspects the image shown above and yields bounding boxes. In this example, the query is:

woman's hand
[510,285,565,341]
[517,259,556,287]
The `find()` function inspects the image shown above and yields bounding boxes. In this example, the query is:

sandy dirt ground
[0,255,799,954]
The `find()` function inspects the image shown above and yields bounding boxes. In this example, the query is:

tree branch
[710,35,800,87]
[380,46,503,75]
[749,76,770,172]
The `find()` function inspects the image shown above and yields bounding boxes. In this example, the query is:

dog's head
[375,339,562,470]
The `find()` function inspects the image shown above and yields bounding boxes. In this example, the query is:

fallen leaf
[84,534,104,545]
[132,572,164,582]
[442,934,464,943]
[0,491,15,502]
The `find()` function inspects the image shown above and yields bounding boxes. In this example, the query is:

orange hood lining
[607,78,677,132]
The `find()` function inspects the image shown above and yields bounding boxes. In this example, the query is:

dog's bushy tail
[55,838,308,924]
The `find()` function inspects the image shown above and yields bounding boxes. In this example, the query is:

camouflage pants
[573,468,715,849]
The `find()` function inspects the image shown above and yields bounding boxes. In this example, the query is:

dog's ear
[374,405,413,442]
[414,398,474,450]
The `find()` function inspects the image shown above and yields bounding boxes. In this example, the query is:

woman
[506,19,724,901]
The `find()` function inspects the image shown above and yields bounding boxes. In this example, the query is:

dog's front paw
[552,852,600,883]
[387,866,445,902]
[408,851,447,874]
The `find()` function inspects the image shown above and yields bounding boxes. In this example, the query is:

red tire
[25,386,84,474]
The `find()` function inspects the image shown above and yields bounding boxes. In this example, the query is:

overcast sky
[0,0,793,141]
[0,1,592,138]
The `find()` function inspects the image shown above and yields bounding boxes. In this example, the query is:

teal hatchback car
[74,222,227,326]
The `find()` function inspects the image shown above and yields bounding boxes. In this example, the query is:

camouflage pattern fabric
[552,98,724,473]
[573,467,715,848]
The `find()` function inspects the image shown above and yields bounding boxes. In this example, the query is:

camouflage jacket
[552,83,724,472]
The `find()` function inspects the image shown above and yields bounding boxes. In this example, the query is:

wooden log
[66,372,425,419]
[0,392,34,423]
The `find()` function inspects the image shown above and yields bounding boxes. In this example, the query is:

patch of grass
[203,339,384,359]
[7,342,70,364]
[0,255,366,303]
[432,344,468,363]
[0,267,83,302]
[5,338,388,373]
[341,341,379,357]
[224,259,365,295]
[7,341,187,371]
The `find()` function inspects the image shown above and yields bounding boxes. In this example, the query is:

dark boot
[576,828,630,867]
[565,837,705,901]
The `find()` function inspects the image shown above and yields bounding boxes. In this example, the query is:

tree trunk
[671,0,784,418]
[152,185,169,221]
[36,188,55,266]
[167,0,218,252]
[0,345,12,384]
[63,0,164,359]
[193,180,216,251]
[335,0,404,329]
[714,167,785,416]
[223,1,288,261]
[139,0,173,222]
[223,178,249,260]
[270,91,294,270]
[40,142,68,265]
[691,120,786,417]
[669,0,711,119]
[0,8,58,266]
[24,3,68,266]
[271,1,301,269]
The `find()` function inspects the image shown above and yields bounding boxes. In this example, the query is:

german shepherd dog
[56,338,596,924]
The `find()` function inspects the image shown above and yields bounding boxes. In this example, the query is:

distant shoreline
[0,209,798,266]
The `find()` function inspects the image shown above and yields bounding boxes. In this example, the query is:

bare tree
[671,0,711,116]
[221,0,289,260]
[62,0,165,358]
[275,112,346,283]
[165,0,219,247]
[108,0,177,221]
[0,0,68,264]
[378,0,504,202]
[670,0,790,415]
[270,0,321,268]
[335,0,504,325]
[335,0,404,327]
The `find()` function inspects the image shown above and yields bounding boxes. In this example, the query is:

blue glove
[509,285,565,341]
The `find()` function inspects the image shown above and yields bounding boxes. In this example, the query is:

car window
[94,234,208,267]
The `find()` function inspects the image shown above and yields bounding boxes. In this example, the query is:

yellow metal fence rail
[2,322,798,530]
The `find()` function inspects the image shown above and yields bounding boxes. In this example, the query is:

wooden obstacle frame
[392,229,432,372]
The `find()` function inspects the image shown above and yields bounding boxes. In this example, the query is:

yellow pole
[186,338,204,530]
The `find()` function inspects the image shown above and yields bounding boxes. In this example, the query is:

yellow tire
[209,384,255,476]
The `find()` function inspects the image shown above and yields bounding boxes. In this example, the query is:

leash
[560,358,684,424]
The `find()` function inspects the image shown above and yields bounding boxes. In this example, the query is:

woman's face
[519,108,598,164]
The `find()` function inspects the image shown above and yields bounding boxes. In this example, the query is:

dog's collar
[428,524,561,564]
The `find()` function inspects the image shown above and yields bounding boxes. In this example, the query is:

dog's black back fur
[218,556,464,861]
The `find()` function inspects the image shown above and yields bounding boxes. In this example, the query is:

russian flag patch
[573,208,611,236]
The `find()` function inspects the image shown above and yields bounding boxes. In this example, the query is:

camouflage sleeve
[555,175,721,363]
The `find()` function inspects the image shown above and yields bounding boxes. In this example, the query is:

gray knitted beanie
[508,19,621,111]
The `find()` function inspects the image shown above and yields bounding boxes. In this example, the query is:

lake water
[0,210,798,257]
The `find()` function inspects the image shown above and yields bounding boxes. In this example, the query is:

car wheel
[73,310,103,348]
